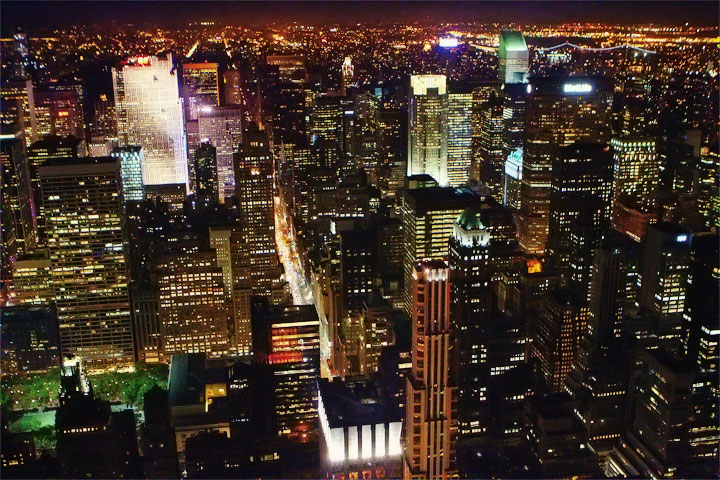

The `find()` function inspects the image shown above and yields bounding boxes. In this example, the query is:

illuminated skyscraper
[498,30,529,85]
[112,54,188,189]
[1,79,38,145]
[193,142,220,203]
[0,126,36,263]
[447,90,473,187]
[111,146,145,202]
[308,94,343,147]
[475,92,504,197]
[341,57,354,96]
[234,123,283,299]
[403,260,458,479]
[34,84,85,139]
[531,289,588,392]
[547,143,613,291]
[157,249,231,359]
[39,157,134,367]
[407,75,449,186]
[518,76,613,255]
[199,106,243,201]
[252,302,320,441]
[181,62,220,164]
[504,147,523,209]
[401,186,484,315]
[610,137,658,241]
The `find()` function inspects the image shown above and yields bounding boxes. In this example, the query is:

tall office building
[447,90,473,187]
[181,62,220,165]
[547,143,613,291]
[234,123,283,298]
[475,92,505,197]
[610,137,658,241]
[1,80,38,145]
[112,54,188,189]
[39,157,134,367]
[498,30,529,85]
[0,126,36,261]
[110,146,145,202]
[252,302,320,442]
[199,106,243,200]
[157,250,232,359]
[407,75,449,186]
[193,142,220,203]
[375,107,405,200]
[639,223,691,317]
[401,186,484,315]
[518,76,613,254]
[223,69,243,105]
[34,84,85,139]
[403,260,458,479]
[209,226,253,356]
[531,289,589,392]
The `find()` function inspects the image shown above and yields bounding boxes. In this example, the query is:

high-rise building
[610,137,659,241]
[407,75,449,186]
[475,92,505,197]
[1,79,38,145]
[193,142,220,203]
[39,157,134,367]
[0,306,60,374]
[223,69,243,105]
[113,54,189,189]
[547,143,613,291]
[503,147,523,209]
[531,289,589,392]
[157,249,232,359]
[308,94,343,147]
[401,186,485,315]
[209,226,253,356]
[375,107,406,201]
[110,145,145,202]
[234,123,284,299]
[518,76,613,254]
[639,223,691,317]
[34,84,85,139]
[498,30,529,85]
[0,125,36,261]
[447,89,473,187]
[199,106,243,201]
[252,302,320,442]
[10,252,53,306]
[403,260,458,479]
[181,62,220,167]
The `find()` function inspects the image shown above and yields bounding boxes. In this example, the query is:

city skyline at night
[1,1,718,479]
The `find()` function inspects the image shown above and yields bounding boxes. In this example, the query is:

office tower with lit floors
[181,62,220,163]
[110,145,145,202]
[39,156,134,367]
[193,141,220,204]
[198,106,243,200]
[447,86,473,187]
[610,137,659,241]
[112,54,189,189]
[234,122,285,300]
[518,76,613,255]
[547,142,613,292]
[407,75,449,186]
[403,260,458,480]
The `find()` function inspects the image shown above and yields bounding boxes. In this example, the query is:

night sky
[2,0,719,31]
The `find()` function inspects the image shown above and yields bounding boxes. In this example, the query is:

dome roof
[456,208,485,231]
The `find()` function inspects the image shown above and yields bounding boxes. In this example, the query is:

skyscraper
[234,123,283,299]
[181,62,220,179]
[403,260,458,479]
[157,249,232,359]
[475,92,505,197]
[39,157,134,367]
[518,76,613,254]
[193,142,220,203]
[401,186,484,315]
[113,54,188,189]
[498,30,529,85]
[198,106,243,201]
[447,89,473,187]
[110,145,145,202]
[610,137,659,241]
[407,74,449,186]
